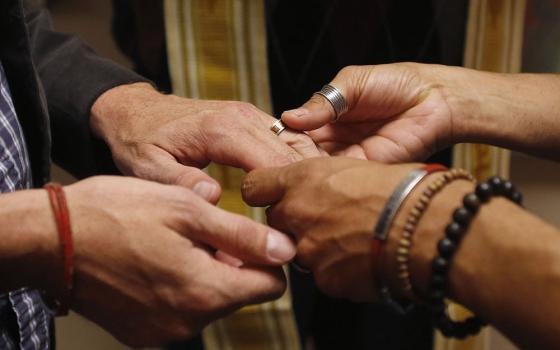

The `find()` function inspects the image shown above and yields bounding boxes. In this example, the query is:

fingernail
[266,230,296,263]
[285,108,308,117]
[193,182,218,200]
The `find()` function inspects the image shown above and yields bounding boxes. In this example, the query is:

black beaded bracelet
[427,176,523,339]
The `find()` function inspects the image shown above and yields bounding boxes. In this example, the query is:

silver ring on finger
[313,84,348,123]
[270,119,287,136]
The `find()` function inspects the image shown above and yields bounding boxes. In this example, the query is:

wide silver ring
[313,84,348,123]
[270,119,287,136]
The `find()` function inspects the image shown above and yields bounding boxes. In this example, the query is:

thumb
[282,67,357,130]
[281,93,336,131]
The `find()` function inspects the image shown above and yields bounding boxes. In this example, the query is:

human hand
[46,176,295,347]
[241,157,418,302]
[281,63,457,163]
[90,83,324,203]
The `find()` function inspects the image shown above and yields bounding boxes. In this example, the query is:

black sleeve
[25,6,152,178]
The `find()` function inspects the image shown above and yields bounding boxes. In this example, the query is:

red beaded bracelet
[44,183,74,316]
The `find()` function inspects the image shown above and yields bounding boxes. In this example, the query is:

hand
[45,176,295,347]
[241,157,418,302]
[90,83,324,203]
[281,63,457,163]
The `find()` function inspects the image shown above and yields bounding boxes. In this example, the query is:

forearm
[0,190,58,294]
[442,66,560,160]
[384,177,560,349]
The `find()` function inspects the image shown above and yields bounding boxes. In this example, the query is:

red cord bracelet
[44,183,73,316]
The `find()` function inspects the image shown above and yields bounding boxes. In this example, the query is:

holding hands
[33,176,296,347]
[49,62,560,347]
[242,157,420,302]
[91,82,324,203]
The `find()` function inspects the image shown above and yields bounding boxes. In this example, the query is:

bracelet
[44,183,74,316]
[427,176,523,339]
[373,164,446,312]
[396,169,474,299]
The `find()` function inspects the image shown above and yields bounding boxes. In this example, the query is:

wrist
[429,66,495,145]
[380,172,475,300]
[90,82,160,144]
[0,190,61,294]
[440,67,551,153]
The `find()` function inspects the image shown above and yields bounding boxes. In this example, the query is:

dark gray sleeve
[25,6,152,178]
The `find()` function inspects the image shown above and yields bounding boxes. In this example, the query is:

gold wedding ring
[270,119,287,136]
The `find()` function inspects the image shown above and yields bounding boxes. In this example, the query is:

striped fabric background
[164,1,301,349]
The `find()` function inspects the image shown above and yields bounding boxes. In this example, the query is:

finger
[281,93,336,131]
[215,250,244,267]
[279,129,323,159]
[241,167,285,206]
[223,131,301,171]
[137,148,221,204]
[216,264,287,309]
[190,202,296,265]
[308,122,380,144]
[207,111,302,171]
[265,206,292,237]
[281,68,356,130]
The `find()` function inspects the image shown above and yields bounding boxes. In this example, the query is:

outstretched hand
[281,63,455,163]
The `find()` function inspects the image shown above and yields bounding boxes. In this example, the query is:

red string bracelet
[44,183,73,316]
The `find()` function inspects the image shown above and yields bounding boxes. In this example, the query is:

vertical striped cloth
[0,61,52,350]
[164,1,301,349]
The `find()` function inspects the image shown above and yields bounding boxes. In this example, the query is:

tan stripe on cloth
[164,1,300,349]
